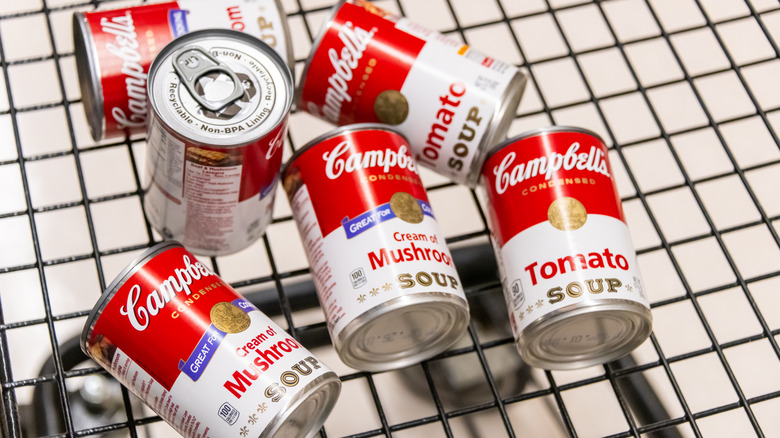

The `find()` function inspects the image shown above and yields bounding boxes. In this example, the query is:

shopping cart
[1,0,779,436]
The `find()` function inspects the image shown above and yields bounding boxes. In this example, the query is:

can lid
[262,372,341,438]
[481,125,609,168]
[72,12,105,142]
[464,69,527,188]
[336,293,470,372]
[172,46,248,112]
[517,299,652,370]
[80,241,181,355]
[281,123,407,177]
[148,29,293,148]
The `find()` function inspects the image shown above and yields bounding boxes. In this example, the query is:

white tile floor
[1,0,780,437]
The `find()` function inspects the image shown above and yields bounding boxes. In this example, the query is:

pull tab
[172,46,244,112]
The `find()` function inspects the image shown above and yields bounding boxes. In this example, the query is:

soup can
[281,124,470,371]
[73,0,294,141]
[144,29,292,256]
[480,127,652,369]
[296,0,526,187]
[81,241,341,438]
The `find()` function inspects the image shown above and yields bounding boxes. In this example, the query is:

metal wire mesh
[1,0,780,437]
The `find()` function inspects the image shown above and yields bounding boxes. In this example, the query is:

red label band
[87,2,180,138]
[87,245,241,390]
[283,128,428,237]
[239,119,286,201]
[299,1,424,125]
[481,130,625,247]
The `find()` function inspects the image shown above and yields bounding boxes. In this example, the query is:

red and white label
[144,115,285,255]
[481,130,649,335]
[299,0,519,185]
[283,129,466,343]
[86,0,290,139]
[85,245,334,437]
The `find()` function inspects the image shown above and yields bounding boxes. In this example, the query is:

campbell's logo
[322,140,417,179]
[493,142,610,195]
[100,12,148,131]
[309,21,376,124]
[120,255,214,331]
[265,125,285,160]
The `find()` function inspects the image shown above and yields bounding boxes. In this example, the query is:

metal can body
[480,127,652,370]
[81,241,341,438]
[144,29,292,256]
[296,0,526,188]
[73,0,294,141]
[282,124,470,371]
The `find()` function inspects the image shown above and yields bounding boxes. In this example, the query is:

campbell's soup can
[73,0,293,141]
[81,241,341,438]
[144,29,292,256]
[281,124,470,371]
[296,0,527,188]
[480,127,652,369]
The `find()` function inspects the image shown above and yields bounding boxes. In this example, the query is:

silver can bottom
[261,371,341,438]
[336,292,470,372]
[516,299,652,370]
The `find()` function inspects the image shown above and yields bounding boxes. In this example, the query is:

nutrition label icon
[351,267,368,288]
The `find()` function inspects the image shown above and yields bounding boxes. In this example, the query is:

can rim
[72,12,105,142]
[260,371,341,438]
[80,241,181,355]
[481,125,609,168]
[147,29,294,148]
[517,298,652,370]
[280,122,407,177]
[462,68,528,188]
[335,292,470,372]
[292,0,347,110]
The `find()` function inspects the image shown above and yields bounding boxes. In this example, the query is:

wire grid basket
[1,0,780,437]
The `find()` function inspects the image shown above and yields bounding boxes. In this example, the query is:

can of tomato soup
[282,124,470,371]
[296,0,526,187]
[144,29,292,256]
[73,0,293,141]
[480,127,652,369]
[81,241,341,438]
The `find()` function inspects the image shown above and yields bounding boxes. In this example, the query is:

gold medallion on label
[210,302,251,334]
[390,191,424,224]
[374,90,409,125]
[548,197,587,231]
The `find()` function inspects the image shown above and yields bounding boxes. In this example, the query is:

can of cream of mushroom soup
[81,241,341,438]
[144,29,292,256]
[480,127,652,369]
[73,0,294,141]
[296,0,526,187]
[282,124,470,371]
